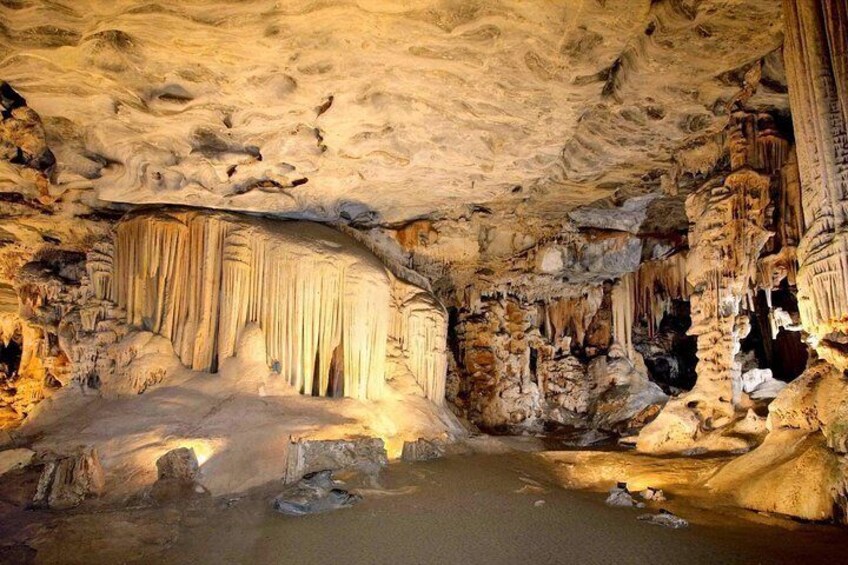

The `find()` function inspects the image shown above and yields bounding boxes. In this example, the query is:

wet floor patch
[3,453,848,564]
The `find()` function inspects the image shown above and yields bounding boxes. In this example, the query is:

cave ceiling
[0,0,786,229]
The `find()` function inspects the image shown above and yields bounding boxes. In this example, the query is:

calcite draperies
[101,209,447,402]
[390,285,448,403]
[784,0,848,367]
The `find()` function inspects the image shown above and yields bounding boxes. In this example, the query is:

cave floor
[3,451,848,565]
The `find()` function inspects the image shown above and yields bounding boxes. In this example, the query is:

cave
[1,0,848,563]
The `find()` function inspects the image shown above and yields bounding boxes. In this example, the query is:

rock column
[784,0,848,368]
[637,113,788,452]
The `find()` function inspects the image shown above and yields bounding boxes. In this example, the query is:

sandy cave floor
[2,450,848,565]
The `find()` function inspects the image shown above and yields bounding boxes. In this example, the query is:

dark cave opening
[743,282,808,383]
[635,299,698,393]
[0,331,23,381]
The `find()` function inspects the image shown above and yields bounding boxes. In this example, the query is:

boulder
[640,487,666,502]
[150,447,207,502]
[605,483,645,508]
[637,509,688,529]
[284,437,388,483]
[740,368,786,400]
[33,446,105,509]
[708,430,841,521]
[156,447,199,482]
[590,353,667,433]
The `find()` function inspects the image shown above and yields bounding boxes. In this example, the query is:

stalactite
[633,252,690,338]
[611,273,635,359]
[543,286,603,348]
[108,209,448,402]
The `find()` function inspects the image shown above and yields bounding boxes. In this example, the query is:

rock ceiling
[0,0,785,226]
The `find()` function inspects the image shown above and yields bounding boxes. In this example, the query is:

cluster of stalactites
[389,283,448,404]
[609,252,690,356]
[728,112,790,175]
[108,210,394,400]
[611,273,635,359]
[542,286,603,348]
[634,252,690,338]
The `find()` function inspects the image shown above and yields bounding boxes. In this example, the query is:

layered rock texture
[0,0,782,224]
[786,0,848,370]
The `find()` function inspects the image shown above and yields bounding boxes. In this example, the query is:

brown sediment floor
[3,451,848,565]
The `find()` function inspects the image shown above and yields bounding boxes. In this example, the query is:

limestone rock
[284,438,388,483]
[786,0,848,371]
[156,448,199,483]
[640,487,666,502]
[708,430,841,522]
[401,439,445,462]
[150,447,207,502]
[740,368,786,400]
[0,448,34,476]
[33,447,105,510]
[0,3,783,224]
[605,483,645,508]
[637,509,688,529]
[568,195,660,234]
[591,355,668,433]
[107,209,446,402]
[272,470,361,517]
[638,111,791,454]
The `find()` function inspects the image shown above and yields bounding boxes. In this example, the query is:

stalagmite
[106,209,446,402]
[637,112,789,453]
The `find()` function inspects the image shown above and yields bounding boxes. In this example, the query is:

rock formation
[33,446,105,510]
[108,209,396,399]
[637,111,792,454]
[706,1,848,522]
[786,0,848,370]
[2,0,848,533]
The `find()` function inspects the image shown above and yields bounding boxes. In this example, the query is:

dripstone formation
[1,0,848,528]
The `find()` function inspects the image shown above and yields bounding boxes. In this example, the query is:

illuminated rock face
[704,1,848,522]
[784,0,848,368]
[637,113,790,454]
[100,209,446,402]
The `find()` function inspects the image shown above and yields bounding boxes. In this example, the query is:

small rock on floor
[641,487,666,502]
[272,470,361,516]
[637,509,689,529]
[605,483,645,508]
